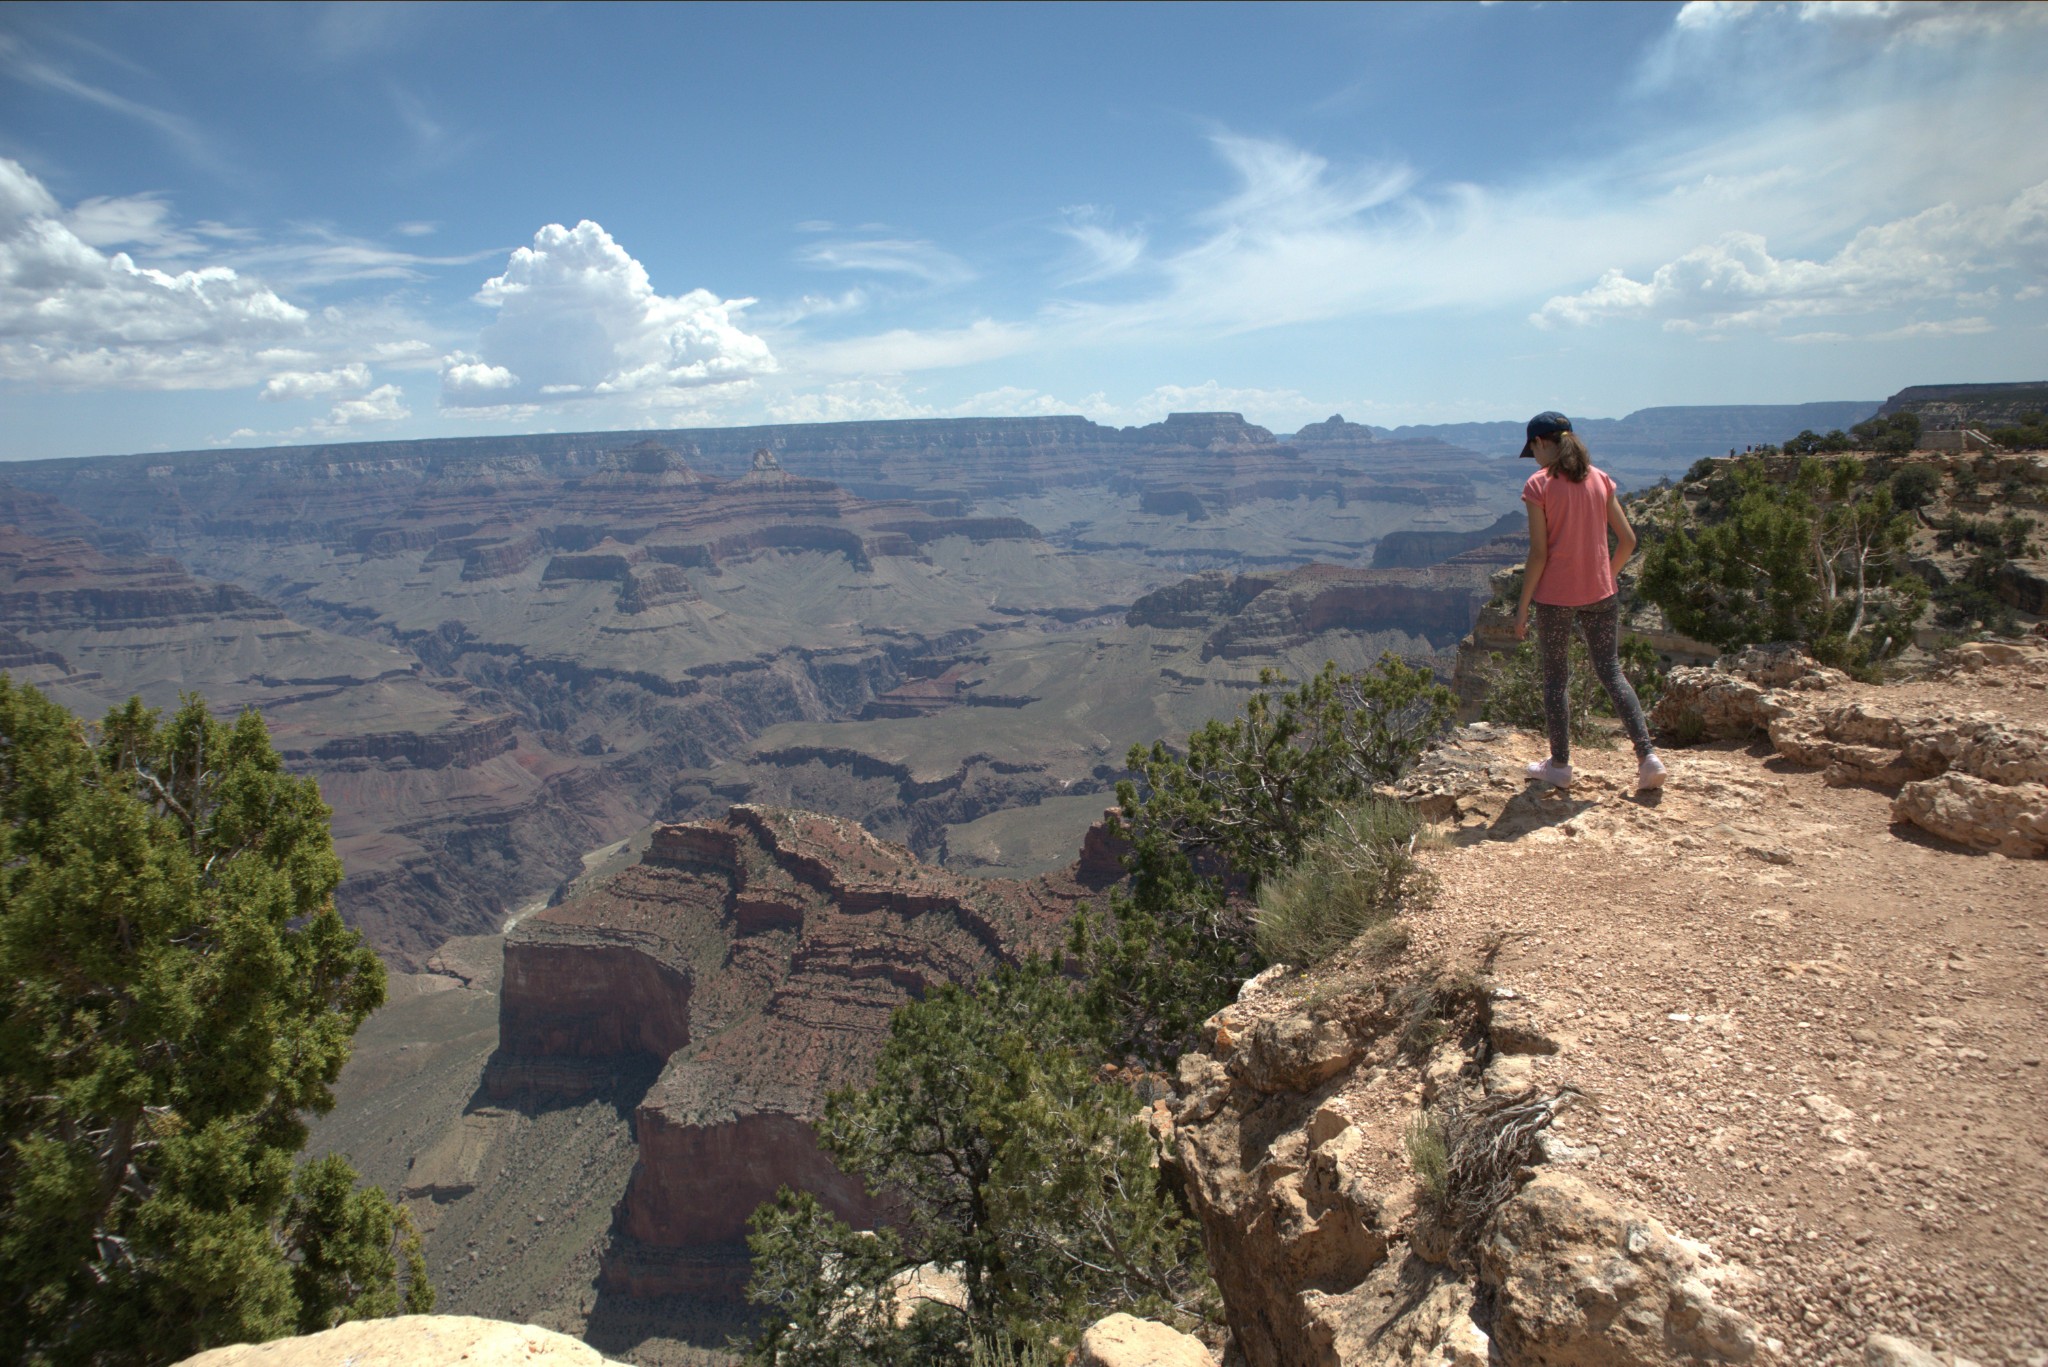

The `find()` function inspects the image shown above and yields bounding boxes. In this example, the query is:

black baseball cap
[1519,411,1572,459]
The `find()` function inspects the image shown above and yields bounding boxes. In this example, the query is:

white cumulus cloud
[445,219,775,408]
[0,157,312,389]
[262,362,370,401]
[326,383,408,425]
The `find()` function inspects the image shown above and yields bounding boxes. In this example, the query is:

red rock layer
[485,803,1100,1299]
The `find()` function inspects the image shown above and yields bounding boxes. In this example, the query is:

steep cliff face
[484,804,1113,1299]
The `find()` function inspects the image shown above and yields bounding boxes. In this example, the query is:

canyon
[10,401,1972,1363]
[0,413,1512,963]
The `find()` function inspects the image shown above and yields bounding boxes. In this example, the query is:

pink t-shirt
[1522,465,1618,607]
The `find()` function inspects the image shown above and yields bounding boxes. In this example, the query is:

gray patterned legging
[1535,595,1654,765]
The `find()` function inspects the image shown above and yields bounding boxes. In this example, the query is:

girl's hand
[1513,606,1530,640]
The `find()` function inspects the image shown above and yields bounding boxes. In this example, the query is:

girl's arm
[1606,491,1638,581]
[1514,502,1547,640]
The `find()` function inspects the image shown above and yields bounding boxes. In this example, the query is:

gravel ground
[1400,656,2048,1365]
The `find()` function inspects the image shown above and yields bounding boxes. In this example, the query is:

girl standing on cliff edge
[1510,411,1666,792]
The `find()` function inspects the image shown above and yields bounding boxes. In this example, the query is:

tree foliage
[744,962,1213,1365]
[1988,409,2047,452]
[0,681,428,1366]
[1070,657,1453,1065]
[1638,455,1927,675]
[1850,411,1922,455]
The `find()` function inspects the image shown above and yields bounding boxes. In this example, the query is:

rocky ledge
[1144,642,2047,1366]
[1649,638,2048,857]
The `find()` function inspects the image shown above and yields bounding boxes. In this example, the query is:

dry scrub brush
[1252,798,1437,968]
[1406,1086,1583,1259]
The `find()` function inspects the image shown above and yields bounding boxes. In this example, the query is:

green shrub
[1889,463,1941,513]
[1851,411,1921,455]
[0,683,426,1365]
[1072,657,1454,1065]
[1783,428,1853,456]
[1254,800,1430,967]
[1639,454,1925,678]
[1403,1115,1449,1208]
[744,961,1216,1365]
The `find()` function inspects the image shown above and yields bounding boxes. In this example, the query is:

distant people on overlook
[1510,411,1666,793]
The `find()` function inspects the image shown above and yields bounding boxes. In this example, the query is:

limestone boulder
[1649,669,1784,741]
[174,1316,625,1367]
[1231,1012,1362,1094]
[1076,1313,1215,1367]
[1893,773,2048,857]
[1390,723,1528,823]
[1479,1172,1759,1366]
[1721,643,1849,690]
[1303,1271,1491,1367]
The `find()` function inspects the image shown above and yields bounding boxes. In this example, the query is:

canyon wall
[482,803,1115,1299]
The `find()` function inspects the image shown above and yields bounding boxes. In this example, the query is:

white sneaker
[1637,753,1668,791]
[1525,759,1573,788]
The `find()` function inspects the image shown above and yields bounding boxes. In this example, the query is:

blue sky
[2,1,2045,460]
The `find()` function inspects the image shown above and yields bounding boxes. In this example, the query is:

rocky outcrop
[483,804,1097,1299]
[1200,565,1496,659]
[1481,1172,1759,1365]
[1167,960,1762,1367]
[303,715,518,770]
[1650,640,2048,855]
[173,1316,626,1366]
[1128,571,1282,629]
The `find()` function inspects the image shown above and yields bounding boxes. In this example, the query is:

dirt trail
[1403,656,2048,1365]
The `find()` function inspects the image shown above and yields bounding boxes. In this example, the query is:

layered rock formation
[1127,555,1515,666]
[3,414,1527,965]
[1167,960,1761,1367]
[484,803,1114,1298]
[0,495,590,964]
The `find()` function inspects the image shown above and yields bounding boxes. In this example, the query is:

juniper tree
[1639,456,1925,674]
[744,961,1212,1365]
[0,681,429,1367]
[1071,656,1454,1064]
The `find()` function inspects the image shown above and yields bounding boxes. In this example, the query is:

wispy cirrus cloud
[798,236,974,286]
[1055,206,1146,285]
[0,33,228,177]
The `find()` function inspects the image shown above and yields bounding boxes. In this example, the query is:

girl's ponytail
[1556,431,1592,483]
